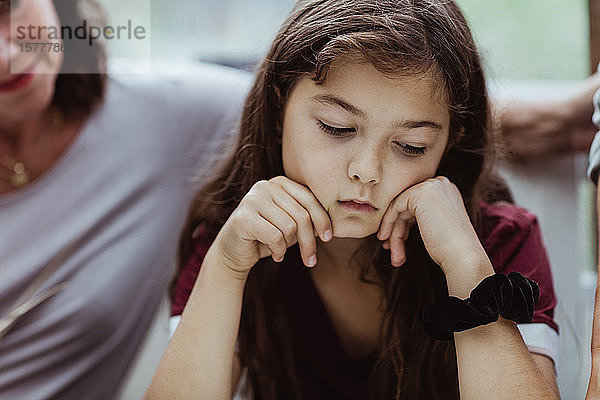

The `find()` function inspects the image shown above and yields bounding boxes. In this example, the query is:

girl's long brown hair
[175,1,510,398]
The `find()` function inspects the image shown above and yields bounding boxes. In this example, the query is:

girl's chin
[331,222,378,239]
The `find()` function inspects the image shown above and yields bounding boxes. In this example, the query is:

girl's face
[282,61,450,238]
[0,0,63,123]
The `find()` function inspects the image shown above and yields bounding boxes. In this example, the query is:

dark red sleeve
[480,202,558,333]
[171,227,213,316]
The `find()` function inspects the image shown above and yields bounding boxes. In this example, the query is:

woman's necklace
[0,155,29,188]
[0,109,64,189]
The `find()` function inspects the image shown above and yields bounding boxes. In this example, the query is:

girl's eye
[394,142,426,156]
[316,120,355,138]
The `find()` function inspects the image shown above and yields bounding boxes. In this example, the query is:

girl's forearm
[144,248,248,400]
[446,262,558,400]
[454,318,557,399]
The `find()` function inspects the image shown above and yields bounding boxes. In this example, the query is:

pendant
[9,162,30,188]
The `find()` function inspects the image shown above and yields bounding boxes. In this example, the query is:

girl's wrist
[203,246,252,283]
[443,256,495,299]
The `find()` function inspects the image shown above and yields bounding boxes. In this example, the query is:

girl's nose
[348,146,382,185]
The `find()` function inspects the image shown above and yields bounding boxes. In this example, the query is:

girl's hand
[377,176,489,276]
[210,176,333,277]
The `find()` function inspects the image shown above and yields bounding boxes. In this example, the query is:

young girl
[146,1,559,398]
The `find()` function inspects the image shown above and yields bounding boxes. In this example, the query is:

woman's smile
[0,61,38,93]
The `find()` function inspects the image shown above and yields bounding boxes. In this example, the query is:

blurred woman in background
[0,0,249,398]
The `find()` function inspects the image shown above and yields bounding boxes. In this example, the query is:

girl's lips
[338,200,378,213]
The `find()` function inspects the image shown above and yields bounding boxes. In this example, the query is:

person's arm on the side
[586,274,600,399]
[585,189,600,400]
[498,72,600,160]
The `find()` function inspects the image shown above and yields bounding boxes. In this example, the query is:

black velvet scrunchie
[421,272,540,340]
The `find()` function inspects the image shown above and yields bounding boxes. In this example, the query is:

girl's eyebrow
[312,94,367,119]
[393,119,443,133]
[312,93,444,134]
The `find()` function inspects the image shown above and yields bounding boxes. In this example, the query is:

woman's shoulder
[97,60,252,172]
[106,59,251,112]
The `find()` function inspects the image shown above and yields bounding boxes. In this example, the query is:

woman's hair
[52,0,107,117]
[175,1,510,399]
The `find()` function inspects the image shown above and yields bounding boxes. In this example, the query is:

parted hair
[175,1,510,399]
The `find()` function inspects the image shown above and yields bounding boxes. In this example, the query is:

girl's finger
[284,203,318,267]
[270,176,333,242]
[256,200,299,248]
[403,217,416,240]
[268,188,318,267]
[250,215,288,262]
[377,193,413,241]
[389,218,407,267]
[293,207,318,267]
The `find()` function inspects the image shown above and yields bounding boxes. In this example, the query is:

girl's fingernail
[323,230,332,241]
[307,255,317,267]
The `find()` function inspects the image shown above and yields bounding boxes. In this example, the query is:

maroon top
[171,202,558,398]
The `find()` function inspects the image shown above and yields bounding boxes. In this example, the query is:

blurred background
[102,0,590,79]
[97,0,595,398]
